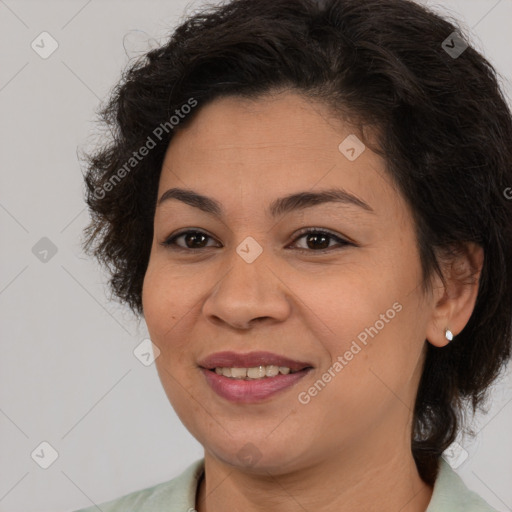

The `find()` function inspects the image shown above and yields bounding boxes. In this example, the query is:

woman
[76,0,512,510]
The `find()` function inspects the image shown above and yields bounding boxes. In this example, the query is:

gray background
[0,1,511,511]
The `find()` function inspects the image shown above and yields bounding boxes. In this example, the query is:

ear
[425,242,484,348]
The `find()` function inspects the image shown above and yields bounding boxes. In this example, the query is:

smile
[211,365,298,379]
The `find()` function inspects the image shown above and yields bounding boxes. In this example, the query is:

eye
[161,230,221,250]
[288,228,352,252]
[161,228,352,253]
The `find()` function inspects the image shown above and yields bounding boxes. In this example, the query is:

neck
[195,445,433,512]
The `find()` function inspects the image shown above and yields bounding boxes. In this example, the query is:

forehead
[166,92,358,156]
[158,92,402,222]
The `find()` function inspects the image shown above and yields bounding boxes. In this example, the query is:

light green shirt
[73,458,497,511]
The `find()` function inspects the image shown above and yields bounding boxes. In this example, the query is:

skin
[141,90,484,512]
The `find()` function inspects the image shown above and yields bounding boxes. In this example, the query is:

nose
[201,251,292,330]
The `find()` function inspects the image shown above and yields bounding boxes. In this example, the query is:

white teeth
[231,367,247,378]
[247,366,266,378]
[213,365,295,379]
[266,365,280,377]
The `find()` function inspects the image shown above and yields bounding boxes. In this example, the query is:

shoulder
[426,458,498,512]
[72,459,204,512]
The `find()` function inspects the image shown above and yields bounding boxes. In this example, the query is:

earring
[444,328,453,341]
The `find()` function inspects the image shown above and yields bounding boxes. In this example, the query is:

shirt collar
[172,457,495,512]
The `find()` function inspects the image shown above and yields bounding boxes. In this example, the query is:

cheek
[141,256,214,376]
[142,261,165,330]
[289,264,396,344]
[296,257,421,381]
[142,258,188,351]
[142,264,195,392]
[143,256,195,323]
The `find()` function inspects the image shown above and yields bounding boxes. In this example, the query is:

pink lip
[201,368,312,403]
[198,351,312,372]
[198,351,313,403]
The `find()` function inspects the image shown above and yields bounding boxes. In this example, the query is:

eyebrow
[157,187,375,218]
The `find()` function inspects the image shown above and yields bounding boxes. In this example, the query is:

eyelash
[161,228,352,253]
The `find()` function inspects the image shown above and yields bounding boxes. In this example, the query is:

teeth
[231,367,247,378]
[213,365,297,379]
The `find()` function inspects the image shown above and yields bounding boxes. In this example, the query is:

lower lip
[201,368,312,403]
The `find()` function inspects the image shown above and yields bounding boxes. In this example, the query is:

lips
[198,351,313,372]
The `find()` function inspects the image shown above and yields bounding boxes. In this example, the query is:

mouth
[198,350,313,375]
[208,365,305,379]
[198,351,314,403]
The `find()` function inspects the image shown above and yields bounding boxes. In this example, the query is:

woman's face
[142,91,440,473]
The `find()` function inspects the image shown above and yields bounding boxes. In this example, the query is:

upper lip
[198,351,313,371]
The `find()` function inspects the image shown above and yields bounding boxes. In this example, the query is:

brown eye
[303,232,330,250]
[161,228,351,253]
[290,229,351,252]
[162,230,220,250]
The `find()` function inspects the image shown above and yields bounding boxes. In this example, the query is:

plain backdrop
[0,0,511,511]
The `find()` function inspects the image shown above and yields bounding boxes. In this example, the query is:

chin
[204,435,308,474]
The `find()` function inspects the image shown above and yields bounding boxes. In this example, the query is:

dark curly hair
[81,0,512,486]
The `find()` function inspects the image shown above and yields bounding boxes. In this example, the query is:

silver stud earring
[444,328,453,341]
